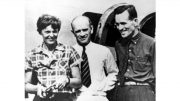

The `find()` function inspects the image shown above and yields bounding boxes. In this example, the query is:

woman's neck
[43,42,57,51]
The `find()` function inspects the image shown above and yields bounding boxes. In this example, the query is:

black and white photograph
[25,0,155,101]
[3,0,180,101]
[2,0,180,101]
[1,0,180,101]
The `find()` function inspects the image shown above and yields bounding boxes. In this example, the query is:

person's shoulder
[26,44,42,55]
[115,40,122,46]
[91,42,110,52]
[57,42,66,48]
[72,43,80,49]
[92,42,106,48]
[56,43,72,50]
[140,32,155,48]
[58,43,78,54]
[141,32,155,41]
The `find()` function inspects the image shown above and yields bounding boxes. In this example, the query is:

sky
[25,0,155,52]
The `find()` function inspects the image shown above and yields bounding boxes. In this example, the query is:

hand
[36,59,51,68]
[95,75,117,91]
[52,76,69,90]
[44,86,55,99]
[37,84,47,98]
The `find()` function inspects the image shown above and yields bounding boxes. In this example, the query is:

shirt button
[127,69,130,72]
[129,49,131,52]
[128,59,131,62]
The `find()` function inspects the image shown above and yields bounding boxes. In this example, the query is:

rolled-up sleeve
[25,53,33,72]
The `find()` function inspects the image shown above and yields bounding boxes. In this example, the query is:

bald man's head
[71,16,93,46]
[71,16,92,31]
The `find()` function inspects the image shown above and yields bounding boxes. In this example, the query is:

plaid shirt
[25,43,81,93]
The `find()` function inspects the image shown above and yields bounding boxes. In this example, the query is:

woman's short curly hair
[36,14,61,34]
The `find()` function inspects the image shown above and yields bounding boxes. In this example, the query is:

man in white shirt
[71,16,119,101]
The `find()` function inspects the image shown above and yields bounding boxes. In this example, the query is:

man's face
[41,25,59,45]
[115,10,136,38]
[72,17,92,46]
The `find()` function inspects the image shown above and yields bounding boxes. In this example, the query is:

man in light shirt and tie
[71,16,119,101]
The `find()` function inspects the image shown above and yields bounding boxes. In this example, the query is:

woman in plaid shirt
[25,14,82,101]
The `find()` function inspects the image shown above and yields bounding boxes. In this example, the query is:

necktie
[81,46,91,87]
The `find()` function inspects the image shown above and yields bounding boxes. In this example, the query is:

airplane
[25,0,155,100]
[25,0,155,54]
[82,3,155,60]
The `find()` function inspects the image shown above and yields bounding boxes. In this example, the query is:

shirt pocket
[135,56,151,71]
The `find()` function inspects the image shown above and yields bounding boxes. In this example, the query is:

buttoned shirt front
[73,42,118,94]
[25,43,81,93]
[115,32,155,84]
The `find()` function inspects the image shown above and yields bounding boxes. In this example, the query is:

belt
[124,81,149,86]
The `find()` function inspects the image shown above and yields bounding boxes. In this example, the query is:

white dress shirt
[73,42,118,99]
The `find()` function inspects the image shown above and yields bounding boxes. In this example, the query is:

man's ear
[71,30,76,36]
[133,18,139,27]
[90,25,94,34]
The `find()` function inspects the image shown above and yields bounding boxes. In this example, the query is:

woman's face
[41,25,59,45]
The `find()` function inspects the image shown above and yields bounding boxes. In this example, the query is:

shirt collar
[84,41,92,50]
[74,41,93,53]
[38,42,65,53]
[131,32,141,44]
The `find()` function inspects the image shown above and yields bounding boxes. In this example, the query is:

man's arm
[101,49,119,91]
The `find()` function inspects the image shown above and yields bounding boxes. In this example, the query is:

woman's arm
[25,71,38,94]
[68,65,82,88]
[54,65,82,89]
[25,71,47,98]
